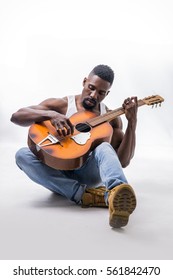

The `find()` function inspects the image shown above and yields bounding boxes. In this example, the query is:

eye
[99,91,106,96]
[88,84,95,90]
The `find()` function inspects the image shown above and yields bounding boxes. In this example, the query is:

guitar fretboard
[87,99,145,127]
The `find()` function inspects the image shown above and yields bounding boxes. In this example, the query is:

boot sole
[109,185,136,228]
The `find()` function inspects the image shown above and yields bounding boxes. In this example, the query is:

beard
[82,97,97,110]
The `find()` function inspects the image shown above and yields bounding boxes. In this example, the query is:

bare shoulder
[39,96,68,114]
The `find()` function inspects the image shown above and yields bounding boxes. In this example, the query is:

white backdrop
[0,0,173,153]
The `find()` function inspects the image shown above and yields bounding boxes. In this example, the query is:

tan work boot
[81,186,107,208]
[108,184,136,228]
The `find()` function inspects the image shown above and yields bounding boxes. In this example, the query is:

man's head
[89,64,114,86]
[81,64,114,110]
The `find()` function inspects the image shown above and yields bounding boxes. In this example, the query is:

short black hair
[89,64,114,86]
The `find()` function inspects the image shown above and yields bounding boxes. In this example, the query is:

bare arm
[10,97,74,136]
[110,97,138,168]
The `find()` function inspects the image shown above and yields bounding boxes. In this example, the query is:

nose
[90,90,97,99]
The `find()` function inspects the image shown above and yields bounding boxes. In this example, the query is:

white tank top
[66,95,107,118]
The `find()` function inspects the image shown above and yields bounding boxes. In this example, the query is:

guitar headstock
[142,95,164,107]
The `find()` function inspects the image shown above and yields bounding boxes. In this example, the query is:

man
[11,64,138,228]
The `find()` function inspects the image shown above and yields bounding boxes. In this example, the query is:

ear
[83,77,87,86]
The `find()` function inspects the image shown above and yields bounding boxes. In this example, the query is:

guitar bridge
[37,134,60,148]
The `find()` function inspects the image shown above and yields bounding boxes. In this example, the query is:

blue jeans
[15,142,128,204]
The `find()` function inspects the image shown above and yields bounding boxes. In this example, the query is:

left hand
[122,96,138,122]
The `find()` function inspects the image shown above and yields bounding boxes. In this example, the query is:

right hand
[50,112,74,136]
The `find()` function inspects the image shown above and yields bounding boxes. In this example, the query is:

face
[81,75,111,110]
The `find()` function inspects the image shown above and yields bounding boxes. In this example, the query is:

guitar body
[28,110,113,170]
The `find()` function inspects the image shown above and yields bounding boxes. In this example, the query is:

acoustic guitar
[28,95,164,170]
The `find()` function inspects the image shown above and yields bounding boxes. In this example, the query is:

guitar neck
[87,99,145,127]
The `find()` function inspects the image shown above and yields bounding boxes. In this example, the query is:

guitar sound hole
[75,123,91,133]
